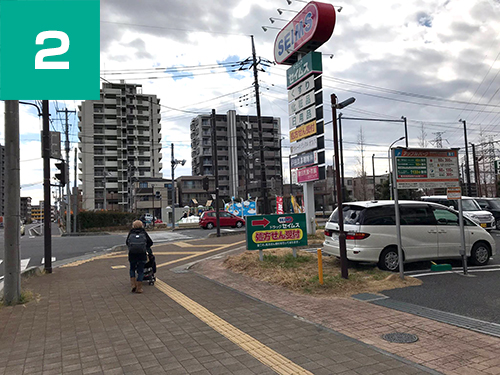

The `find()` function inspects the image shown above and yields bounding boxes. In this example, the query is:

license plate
[481,223,487,228]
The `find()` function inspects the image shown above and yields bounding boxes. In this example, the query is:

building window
[139,182,148,188]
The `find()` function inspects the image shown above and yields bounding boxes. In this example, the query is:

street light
[171,143,186,230]
[262,26,281,32]
[388,136,405,200]
[331,94,356,280]
[270,17,288,23]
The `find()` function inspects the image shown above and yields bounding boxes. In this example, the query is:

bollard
[317,248,324,285]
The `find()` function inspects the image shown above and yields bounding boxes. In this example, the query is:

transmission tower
[431,132,446,148]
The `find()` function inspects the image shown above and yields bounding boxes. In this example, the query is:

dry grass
[224,248,422,297]
[0,289,37,308]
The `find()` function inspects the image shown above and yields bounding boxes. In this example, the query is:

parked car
[420,196,495,231]
[144,213,153,223]
[323,200,495,271]
[473,197,500,230]
[199,210,245,229]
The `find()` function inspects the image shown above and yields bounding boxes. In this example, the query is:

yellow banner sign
[290,120,316,143]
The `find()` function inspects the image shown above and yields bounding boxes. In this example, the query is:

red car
[199,210,245,229]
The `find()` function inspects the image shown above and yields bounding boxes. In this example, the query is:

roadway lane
[0,225,244,280]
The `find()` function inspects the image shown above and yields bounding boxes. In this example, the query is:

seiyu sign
[274,1,336,65]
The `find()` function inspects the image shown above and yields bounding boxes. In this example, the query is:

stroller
[143,253,156,286]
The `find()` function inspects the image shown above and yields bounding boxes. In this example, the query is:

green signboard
[245,213,308,250]
[286,51,322,89]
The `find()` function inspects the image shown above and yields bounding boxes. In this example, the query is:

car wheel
[379,247,401,272]
[470,242,490,266]
[236,221,243,228]
[206,222,214,230]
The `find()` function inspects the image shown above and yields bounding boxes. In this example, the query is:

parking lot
[374,229,500,325]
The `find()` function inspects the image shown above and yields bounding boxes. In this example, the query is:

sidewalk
[0,233,479,375]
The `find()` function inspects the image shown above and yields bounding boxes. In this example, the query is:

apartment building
[20,197,32,223]
[190,110,282,204]
[78,81,162,211]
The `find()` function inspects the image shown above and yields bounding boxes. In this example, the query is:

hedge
[78,211,138,230]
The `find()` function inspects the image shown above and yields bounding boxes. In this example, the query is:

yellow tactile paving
[61,252,122,267]
[156,240,245,269]
[172,241,221,248]
[155,278,313,375]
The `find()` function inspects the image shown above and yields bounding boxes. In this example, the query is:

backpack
[128,231,147,254]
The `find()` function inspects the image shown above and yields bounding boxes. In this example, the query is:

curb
[207,230,245,238]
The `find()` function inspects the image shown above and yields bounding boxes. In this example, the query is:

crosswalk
[0,258,35,280]
[148,232,193,243]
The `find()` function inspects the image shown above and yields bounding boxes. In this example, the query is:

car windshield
[462,199,481,211]
[328,205,364,224]
[488,199,500,209]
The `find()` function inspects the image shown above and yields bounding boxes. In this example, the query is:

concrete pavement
[0,233,489,374]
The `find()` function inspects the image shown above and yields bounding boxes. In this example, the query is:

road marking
[410,266,500,278]
[41,257,56,264]
[21,258,30,271]
[155,278,313,375]
[106,251,202,259]
[111,265,127,269]
[156,240,245,269]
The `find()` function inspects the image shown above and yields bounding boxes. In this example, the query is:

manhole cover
[381,332,419,343]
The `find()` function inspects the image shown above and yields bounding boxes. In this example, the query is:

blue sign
[225,201,257,217]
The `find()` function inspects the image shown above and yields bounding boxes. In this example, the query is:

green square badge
[0,0,100,100]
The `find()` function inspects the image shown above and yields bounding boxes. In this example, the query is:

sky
[2,0,500,205]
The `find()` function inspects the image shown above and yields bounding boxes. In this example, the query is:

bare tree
[355,126,367,200]
[418,123,428,148]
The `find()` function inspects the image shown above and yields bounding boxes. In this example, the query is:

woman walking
[126,220,153,293]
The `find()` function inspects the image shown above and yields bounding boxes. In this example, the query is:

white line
[20,258,30,272]
[41,257,56,264]
[411,266,500,278]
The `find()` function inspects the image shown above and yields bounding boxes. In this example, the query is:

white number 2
[35,31,70,70]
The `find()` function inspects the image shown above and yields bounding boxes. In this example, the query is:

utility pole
[251,35,269,214]
[57,108,75,234]
[372,154,376,200]
[171,144,175,229]
[43,100,52,273]
[4,101,21,304]
[460,119,472,196]
[103,168,107,210]
[73,147,78,233]
[471,143,481,196]
[211,109,221,237]
[338,113,345,201]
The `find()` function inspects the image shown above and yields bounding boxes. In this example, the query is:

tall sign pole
[4,101,21,304]
[42,100,52,273]
[275,2,335,234]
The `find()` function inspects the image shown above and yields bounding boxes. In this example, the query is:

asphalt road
[0,225,244,280]
[379,230,500,324]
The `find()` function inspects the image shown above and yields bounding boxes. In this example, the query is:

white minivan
[323,200,495,271]
[421,196,495,231]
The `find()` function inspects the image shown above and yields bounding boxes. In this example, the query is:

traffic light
[55,161,67,186]
[202,176,209,191]
[155,191,161,199]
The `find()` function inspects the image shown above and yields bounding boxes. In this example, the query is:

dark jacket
[126,228,153,261]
